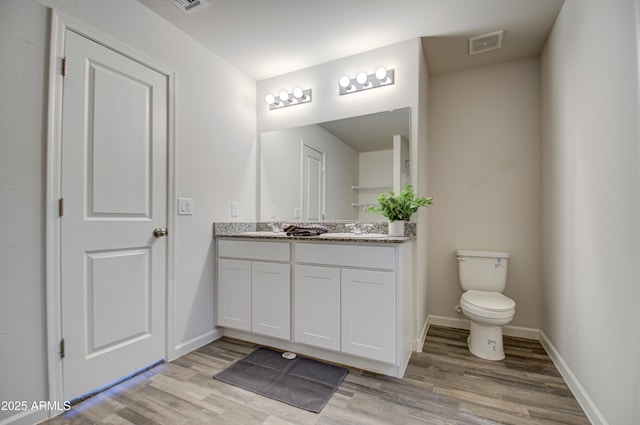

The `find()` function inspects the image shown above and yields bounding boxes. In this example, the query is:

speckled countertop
[213,221,416,244]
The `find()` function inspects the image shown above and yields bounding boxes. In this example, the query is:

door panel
[61,30,167,401]
[90,62,152,216]
[87,248,150,354]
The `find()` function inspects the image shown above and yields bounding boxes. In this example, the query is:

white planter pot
[388,220,405,237]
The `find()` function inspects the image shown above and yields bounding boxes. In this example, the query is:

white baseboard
[427,315,470,332]
[414,318,429,352]
[539,332,609,425]
[426,315,540,340]
[0,408,48,425]
[425,316,607,425]
[170,328,222,360]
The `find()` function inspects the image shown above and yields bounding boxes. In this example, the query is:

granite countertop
[213,222,416,244]
[217,232,414,244]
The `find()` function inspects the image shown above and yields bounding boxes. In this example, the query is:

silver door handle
[153,228,168,238]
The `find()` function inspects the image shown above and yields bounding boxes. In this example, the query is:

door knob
[153,227,168,238]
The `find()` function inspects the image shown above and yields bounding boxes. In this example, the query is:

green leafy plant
[366,185,433,222]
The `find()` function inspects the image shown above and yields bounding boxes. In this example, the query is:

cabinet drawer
[219,239,290,262]
[296,243,394,270]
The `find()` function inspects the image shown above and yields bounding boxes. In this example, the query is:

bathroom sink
[238,231,390,239]
[241,231,287,237]
[321,232,388,239]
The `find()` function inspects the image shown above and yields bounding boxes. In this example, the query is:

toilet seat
[460,290,515,319]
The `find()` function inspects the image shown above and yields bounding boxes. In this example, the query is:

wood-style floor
[43,326,590,425]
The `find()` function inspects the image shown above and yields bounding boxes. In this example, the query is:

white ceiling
[137,0,564,80]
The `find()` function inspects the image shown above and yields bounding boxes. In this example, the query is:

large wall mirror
[259,107,411,222]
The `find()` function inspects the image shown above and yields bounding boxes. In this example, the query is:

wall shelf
[352,185,392,191]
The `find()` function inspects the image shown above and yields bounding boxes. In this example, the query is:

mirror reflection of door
[302,144,325,220]
[393,135,410,192]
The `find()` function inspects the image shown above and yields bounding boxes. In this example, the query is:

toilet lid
[461,290,515,311]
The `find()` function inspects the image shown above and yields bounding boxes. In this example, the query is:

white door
[301,144,325,220]
[60,30,168,401]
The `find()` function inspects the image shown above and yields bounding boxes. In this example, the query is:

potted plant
[366,185,433,236]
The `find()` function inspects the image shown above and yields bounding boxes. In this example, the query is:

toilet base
[467,321,505,361]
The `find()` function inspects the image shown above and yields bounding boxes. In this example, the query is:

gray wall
[0,3,50,422]
[427,57,543,330]
[541,0,640,423]
[0,1,256,423]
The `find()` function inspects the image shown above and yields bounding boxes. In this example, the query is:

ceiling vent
[469,30,504,55]
[172,0,209,14]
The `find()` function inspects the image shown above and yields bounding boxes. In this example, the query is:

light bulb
[339,75,351,88]
[279,90,289,102]
[356,72,368,85]
[265,94,275,105]
[375,67,388,81]
[293,87,303,98]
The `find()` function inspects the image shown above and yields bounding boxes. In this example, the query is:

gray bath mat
[213,347,348,413]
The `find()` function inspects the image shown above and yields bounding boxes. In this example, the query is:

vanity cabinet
[215,235,414,378]
[217,240,290,340]
[295,243,397,364]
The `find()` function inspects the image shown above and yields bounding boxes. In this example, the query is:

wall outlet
[294,207,300,219]
[271,205,277,218]
[178,197,193,215]
[231,202,239,217]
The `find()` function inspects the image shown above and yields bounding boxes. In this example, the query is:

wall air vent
[469,30,504,55]
[172,0,209,14]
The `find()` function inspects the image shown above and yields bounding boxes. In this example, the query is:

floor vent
[469,30,504,55]
[172,0,209,14]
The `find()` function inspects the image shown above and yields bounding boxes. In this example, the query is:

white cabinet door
[217,259,252,331]
[341,269,396,363]
[294,265,341,351]
[252,262,291,339]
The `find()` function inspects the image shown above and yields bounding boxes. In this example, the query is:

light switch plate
[178,197,193,215]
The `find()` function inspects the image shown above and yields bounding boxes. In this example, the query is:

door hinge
[60,338,65,359]
[59,198,64,217]
[61,57,67,76]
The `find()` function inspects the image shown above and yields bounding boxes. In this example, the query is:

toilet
[456,250,516,361]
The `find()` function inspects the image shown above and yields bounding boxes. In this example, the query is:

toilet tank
[456,250,509,292]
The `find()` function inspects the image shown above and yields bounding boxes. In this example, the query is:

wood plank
[43,326,591,425]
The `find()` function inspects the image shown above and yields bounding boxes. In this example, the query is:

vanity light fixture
[265,87,312,110]
[339,67,395,95]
